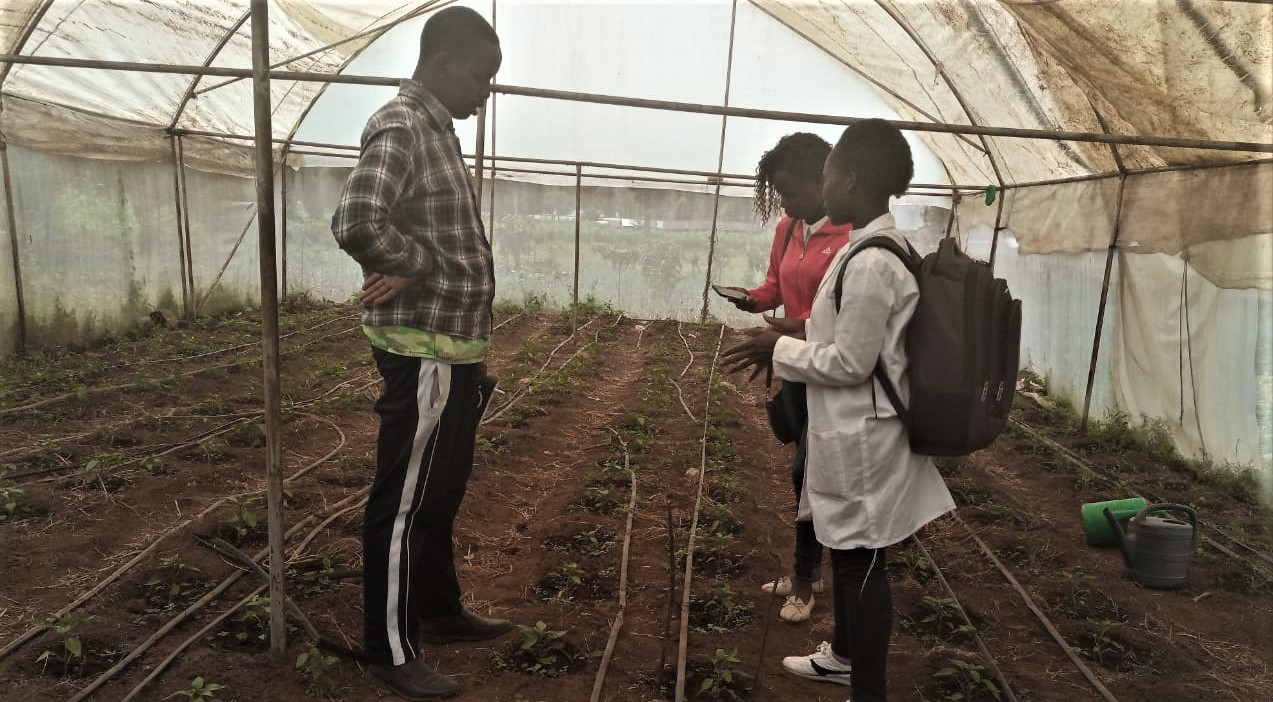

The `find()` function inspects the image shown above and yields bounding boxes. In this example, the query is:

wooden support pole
[573,164,581,333]
[698,0,738,326]
[1080,174,1128,432]
[1,141,27,351]
[249,0,289,658]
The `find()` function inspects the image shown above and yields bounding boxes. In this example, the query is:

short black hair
[753,132,831,222]
[418,6,499,64]
[829,119,913,199]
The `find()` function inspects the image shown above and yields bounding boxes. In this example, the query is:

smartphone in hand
[712,284,749,302]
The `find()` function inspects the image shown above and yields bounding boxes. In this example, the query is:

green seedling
[689,585,754,634]
[143,554,203,612]
[35,612,93,676]
[934,659,1001,701]
[888,547,933,582]
[295,644,341,699]
[290,554,346,599]
[492,621,578,677]
[224,497,261,542]
[692,648,751,701]
[1,482,23,521]
[919,596,976,642]
[1082,618,1128,666]
[543,527,616,557]
[166,677,226,700]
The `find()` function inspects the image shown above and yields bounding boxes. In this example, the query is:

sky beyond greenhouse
[296,0,947,185]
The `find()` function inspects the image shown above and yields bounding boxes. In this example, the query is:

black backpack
[833,234,1021,456]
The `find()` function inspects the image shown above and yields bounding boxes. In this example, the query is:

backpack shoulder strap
[780,218,799,259]
[832,234,917,313]
[830,233,918,424]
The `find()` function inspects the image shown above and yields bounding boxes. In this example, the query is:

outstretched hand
[360,273,417,305]
[721,327,783,382]
[762,314,806,338]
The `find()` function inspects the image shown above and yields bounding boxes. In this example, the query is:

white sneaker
[782,641,852,686]
[779,594,815,623]
[760,575,825,596]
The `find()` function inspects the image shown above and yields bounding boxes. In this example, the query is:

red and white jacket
[747,215,853,319]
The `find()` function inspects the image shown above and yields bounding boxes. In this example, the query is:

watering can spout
[1103,507,1133,567]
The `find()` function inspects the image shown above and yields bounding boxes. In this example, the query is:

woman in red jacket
[720,132,852,622]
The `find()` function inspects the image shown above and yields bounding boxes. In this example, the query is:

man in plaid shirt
[331,7,508,700]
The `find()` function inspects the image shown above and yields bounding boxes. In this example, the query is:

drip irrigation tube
[589,430,637,702]
[673,324,726,702]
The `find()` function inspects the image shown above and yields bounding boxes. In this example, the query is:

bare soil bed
[1,301,1269,702]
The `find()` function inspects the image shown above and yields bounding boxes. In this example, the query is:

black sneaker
[366,658,460,700]
[419,608,513,644]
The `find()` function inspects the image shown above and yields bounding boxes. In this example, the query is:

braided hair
[753,132,832,223]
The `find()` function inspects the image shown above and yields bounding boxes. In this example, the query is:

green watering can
[1104,503,1198,590]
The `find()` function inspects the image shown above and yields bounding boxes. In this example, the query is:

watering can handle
[1136,503,1199,542]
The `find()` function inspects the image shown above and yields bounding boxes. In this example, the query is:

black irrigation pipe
[1009,418,1273,580]
[0,415,346,663]
[944,516,1121,702]
[911,535,1024,702]
[673,324,726,702]
[589,429,637,702]
[69,485,370,702]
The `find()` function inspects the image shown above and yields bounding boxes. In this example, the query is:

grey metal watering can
[1103,503,1197,590]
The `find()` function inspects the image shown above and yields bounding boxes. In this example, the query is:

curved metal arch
[873,0,1005,188]
[167,8,253,132]
[0,0,58,92]
[279,0,456,152]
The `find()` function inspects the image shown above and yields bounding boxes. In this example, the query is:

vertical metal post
[1080,108,1129,432]
[987,189,1007,272]
[176,136,196,318]
[697,0,739,325]
[1,141,27,350]
[250,0,289,658]
[280,154,289,298]
[1080,175,1127,432]
[486,0,498,244]
[168,137,192,317]
[573,164,582,333]
[474,104,487,220]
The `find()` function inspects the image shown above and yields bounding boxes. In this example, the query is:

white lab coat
[772,213,955,551]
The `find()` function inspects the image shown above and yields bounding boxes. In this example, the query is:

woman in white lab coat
[723,119,955,701]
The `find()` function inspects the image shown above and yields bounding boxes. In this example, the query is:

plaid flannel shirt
[332,80,494,340]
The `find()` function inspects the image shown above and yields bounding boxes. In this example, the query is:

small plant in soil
[543,527,616,557]
[587,459,633,489]
[1079,618,1131,668]
[535,561,615,602]
[699,503,743,540]
[195,438,231,463]
[689,585,754,634]
[1,482,24,521]
[288,554,347,599]
[295,643,341,699]
[916,596,976,643]
[208,595,295,652]
[142,554,206,613]
[677,539,749,581]
[166,676,226,700]
[572,485,623,515]
[475,434,509,454]
[492,621,582,677]
[71,456,127,492]
[34,612,92,677]
[887,547,933,583]
[688,648,751,701]
[229,420,267,448]
[139,454,170,476]
[933,658,1001,701]
[223,496,263,544]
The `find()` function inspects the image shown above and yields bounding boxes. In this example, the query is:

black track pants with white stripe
[363,349,485,666]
